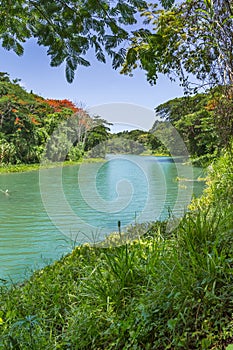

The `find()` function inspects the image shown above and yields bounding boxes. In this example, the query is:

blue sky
[0,39,184,131]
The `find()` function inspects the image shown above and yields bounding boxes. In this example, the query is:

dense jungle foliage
[151,87,233,165]
[0,72,111,165]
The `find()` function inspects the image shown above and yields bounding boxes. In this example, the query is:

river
[0,155,205,282]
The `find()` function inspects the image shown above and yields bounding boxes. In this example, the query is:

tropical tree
[122,0,233,90]
[68,110,93,147]
[0,74,93,164]
[120,0,232,149]
[84,116,112,157]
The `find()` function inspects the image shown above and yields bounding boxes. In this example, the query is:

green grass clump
[0,148,233,349]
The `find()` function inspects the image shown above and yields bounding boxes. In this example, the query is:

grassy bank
[0,157,105,174]
[0,149,233,349]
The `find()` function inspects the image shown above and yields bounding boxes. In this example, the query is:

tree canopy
[0,0,173,83]
[1,0,232,89]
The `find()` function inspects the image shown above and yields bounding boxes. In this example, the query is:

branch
[28,0,62,35]
[225,0,233,16]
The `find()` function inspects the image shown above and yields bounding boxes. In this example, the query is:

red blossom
[14,117,20,125]
[44,99,80,113]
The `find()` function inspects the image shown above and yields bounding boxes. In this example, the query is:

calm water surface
[0,155,205,282]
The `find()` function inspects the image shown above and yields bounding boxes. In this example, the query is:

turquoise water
[0,155,205,282]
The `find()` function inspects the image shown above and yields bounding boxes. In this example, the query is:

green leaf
[96,50,106,63]
[159,0,175,9]
[66,56,78,71]
[13,42,24,56]
[65,63,75,84]
[76,56,90,67]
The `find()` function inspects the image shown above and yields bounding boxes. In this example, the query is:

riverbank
[0,153,209,175]
[0,157,105,174]
[0,149,232,349]
[0,205,233,349]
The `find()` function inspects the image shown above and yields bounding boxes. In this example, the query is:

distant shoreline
[0,157,105,175]
[0,152,199,175]
[0,153,171,175]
